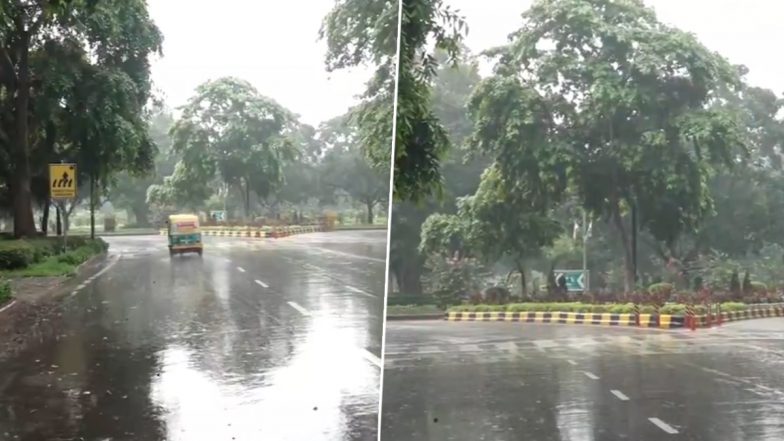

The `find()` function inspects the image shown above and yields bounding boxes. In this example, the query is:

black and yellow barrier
[159,225,325,238]
[445,311,683,329]
[694,305,783,327]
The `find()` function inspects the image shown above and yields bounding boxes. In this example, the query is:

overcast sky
[447,0,784,94]
[147,0,373,127]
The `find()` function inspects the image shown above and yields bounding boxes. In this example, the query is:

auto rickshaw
[166,214,203,257]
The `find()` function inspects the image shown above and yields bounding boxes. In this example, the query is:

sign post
[553,269,589,293]
[49,163,77,250]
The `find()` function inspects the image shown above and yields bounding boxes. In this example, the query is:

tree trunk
[41,199,50,235]
[131,203,150,227]
[393,259,423,295]
[611,204,635,293]
[90,174,96,239]
[516,260,528,298]
[244,179,251,221]
[11,31,36,238]
[365,200,374,224]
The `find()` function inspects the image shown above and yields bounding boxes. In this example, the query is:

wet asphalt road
[381,318,784,441]
[0,230,386,441]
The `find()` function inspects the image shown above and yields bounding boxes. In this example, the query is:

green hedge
[387,294,438,306]
[387,305,443,315]
[0,237,108,272]
[0,241,36,269]
[448,302,755,316]
[0,278,11,304]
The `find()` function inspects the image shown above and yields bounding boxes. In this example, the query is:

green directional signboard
[554,269,589,292]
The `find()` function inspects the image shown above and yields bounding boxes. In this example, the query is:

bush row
[448,302,755,316]
[0,278,11,303]
[0,237,108,270]
[387,294,439,306]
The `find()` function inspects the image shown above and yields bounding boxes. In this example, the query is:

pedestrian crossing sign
[49,163,77,199]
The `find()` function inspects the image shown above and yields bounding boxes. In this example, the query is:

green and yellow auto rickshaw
[166,214,203,257]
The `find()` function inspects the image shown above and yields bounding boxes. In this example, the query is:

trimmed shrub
[648,282,673,296]
[387,295,438,306]
[0,241,36,269]
[720,302,747,312]
[750,281,768,294]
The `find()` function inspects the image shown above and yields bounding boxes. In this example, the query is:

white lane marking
[237,267,246,273]
[567,359,578,366]
[611,390,630,401]
[347,285,377,298]
[583,371,599,380]
[287,301,311,316]
[361,349,382,368]
[0,300,17,314]
[254,279,269,288]
[649,418,679,434]
[77,283,87,290]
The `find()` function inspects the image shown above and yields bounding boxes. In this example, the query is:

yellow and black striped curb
[694,305,783,327]
[159,226,325,237]
[445,311,682,329]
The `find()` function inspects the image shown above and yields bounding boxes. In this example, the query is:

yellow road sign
[50,163,77,199]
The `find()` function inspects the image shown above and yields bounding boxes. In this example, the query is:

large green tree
[0,0,162,237]
[321,0,465,201]
[468,0,746,292]
[109,109,176,226]
[389,52,484,294]
[154,78,298,219]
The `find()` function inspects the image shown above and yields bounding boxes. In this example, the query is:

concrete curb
[387,313,445,321]
[159,225,327,238]
[694,305,784,327]
[445,311,683,329]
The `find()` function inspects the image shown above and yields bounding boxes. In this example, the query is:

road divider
[159,225,327,239]
[692,304,784,328]
[446,304,783,329]
[445,311,682,329]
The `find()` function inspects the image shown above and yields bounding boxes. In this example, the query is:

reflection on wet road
[0,231,385,441]
[381,319,784,441]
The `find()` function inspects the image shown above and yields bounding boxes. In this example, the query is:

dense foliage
[392,0,784,307]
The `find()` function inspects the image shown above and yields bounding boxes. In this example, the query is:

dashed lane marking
[237,267,246,273]
[361,349,382,368]
[567,359,578,366]
[583,371,600,380]
[254,279,269,288]
[287,301,311,316]
[611,390,630,401]
[649,418,679,434]
[347,285,377,298]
